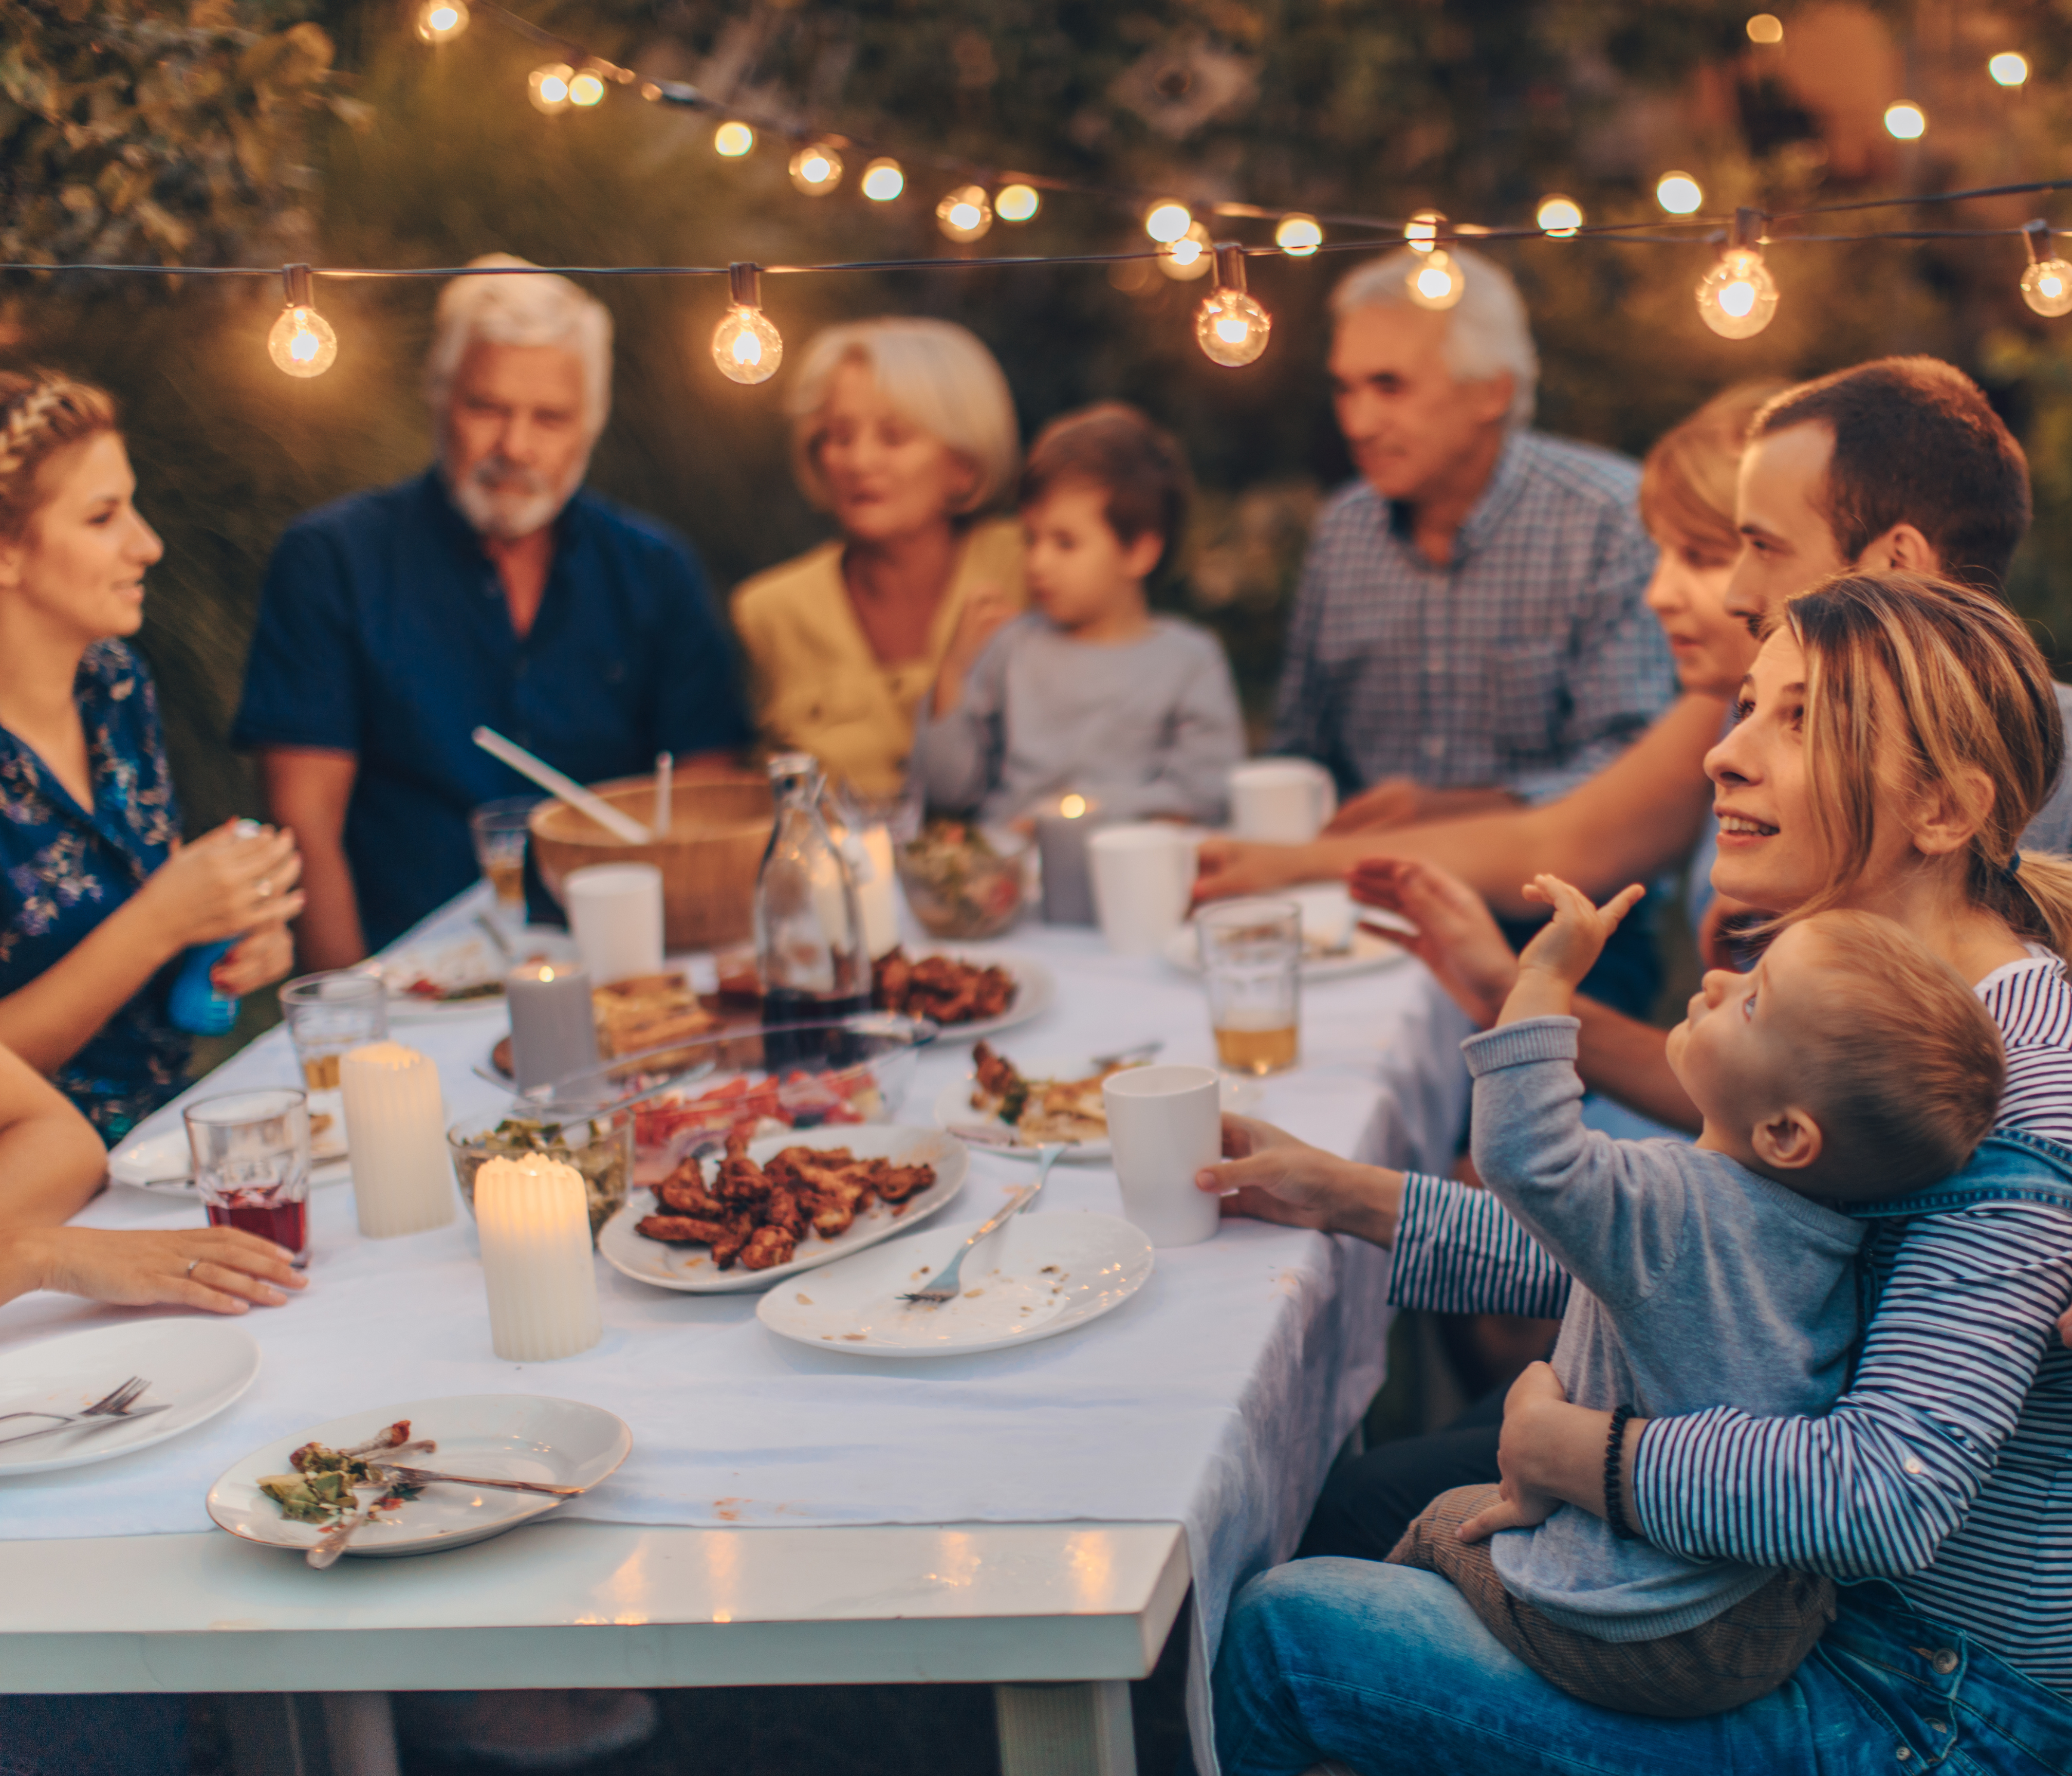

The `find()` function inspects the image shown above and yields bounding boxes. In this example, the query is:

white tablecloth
[0,885,1474,1763]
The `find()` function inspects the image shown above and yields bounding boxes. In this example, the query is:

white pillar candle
[506,959,598,1092]
[851,825,900,957]
[340,1041,456,1238]
[474,1153,603,1361]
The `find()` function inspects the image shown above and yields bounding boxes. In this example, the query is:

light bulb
[1884,101,1926,140]
[1656,171,1704,215]
[712,265,782,385]
[1407,248,1465,310]
[1196,246,1271,367]
[529,63,572,114]
[1145,200,1193,244]
[567,68,606,107]
[1537,194,1584,237]
[1746,13,1783,44]
[862,158,904,202]
[1275,214,1323,256]
[1159,221,1214,281]
[1990,52,2030,87]
[1696,247,1779,339]
[996,183,1041,223]
[415,0,468,43]
[1405,210,1444,252]
[714,121,754,157]
[936,185,992,241]
[268,305,337,378]
[788,143,843,195]
[2023,259,2072,318]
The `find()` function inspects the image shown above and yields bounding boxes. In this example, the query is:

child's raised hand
[1514,875,1645,993]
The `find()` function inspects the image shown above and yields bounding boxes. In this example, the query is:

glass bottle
[755,753,869,1064]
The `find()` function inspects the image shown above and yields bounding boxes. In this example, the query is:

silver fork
[1089,1039,1163,1070]
[901,1144,1066,1305]
[0,1377,158,1449]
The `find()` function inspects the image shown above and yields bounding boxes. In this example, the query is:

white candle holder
[474,1154,603,1361]
[340,1041,456,1238]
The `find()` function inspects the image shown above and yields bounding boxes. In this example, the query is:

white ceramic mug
[1229,760,1338,844]
[1102,1064,1223,1247]
[1088,824,1197,955]
[563,862,665,985]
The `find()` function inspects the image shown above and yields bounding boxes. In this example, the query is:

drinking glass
[184,1089,312,1266]
[280,971,388,1161]
[1198,898,1302,1075]
[469,796,539,924]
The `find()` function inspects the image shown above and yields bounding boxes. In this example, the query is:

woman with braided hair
[0,372,302,1144]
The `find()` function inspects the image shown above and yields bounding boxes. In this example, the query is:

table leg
[994,1679,1136,1776]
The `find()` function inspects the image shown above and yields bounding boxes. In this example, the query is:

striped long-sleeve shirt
[1389,953,2072,1691]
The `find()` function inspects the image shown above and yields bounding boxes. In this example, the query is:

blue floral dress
[0,641,189,1142]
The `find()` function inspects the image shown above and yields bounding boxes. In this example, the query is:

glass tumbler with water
[280,971,388,1161]
[1199,898,1302,1075]
[184,1089,312,1265]
[469,795,539,926]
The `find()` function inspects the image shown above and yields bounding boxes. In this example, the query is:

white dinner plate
[932,1055,1121,1162]
[370,930,578,1020]
[892,951,1055,1044]
[598,1123,969,1295]
[207,1394,630,1559]
[107,1128,350,1197]
[757,1211,1154,1358]
[0,1320,261,1476]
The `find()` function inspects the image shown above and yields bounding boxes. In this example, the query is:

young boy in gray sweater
[1389,874,2005,1717]
[910,403,1243,827]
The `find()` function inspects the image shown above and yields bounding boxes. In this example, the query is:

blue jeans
[1214,1559,2072,1774]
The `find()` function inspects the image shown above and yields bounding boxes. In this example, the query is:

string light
[267,265,338,378]
[996,183,1041,223]
[936,186,993,241]
[1144,200,1193,245]
[1696,210,1779,339]
[1407,248,1466,309]
[1746,13,1783,44]
[1196,243,1272,367]
[861,158,905,202]
[1160,220,1214,281]
[713,121,754,157]
[788,143,843,195]
[1990,52,2031,87]
[1274,214,1323,256]
[1405,210,1444,252]
[1884,101,1926,140]
[1536,194,1583,237]
[711,263,782,384]
[2021,220,2072,318]
[415,0,468,43]
[1656,172,1704,215]
[567,67,606,107]
[528,63,573,114]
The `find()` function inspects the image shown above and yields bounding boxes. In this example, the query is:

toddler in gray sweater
[910,402,1243,827]
[1389,874,2005,1717]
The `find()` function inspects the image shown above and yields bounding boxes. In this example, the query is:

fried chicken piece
[656,1155,725,1217]
[709,1218,753,1270]
[712,1133,769,1207]
[973,1041,1020,1098]
[873,948,913,1013]
[761,1183,807,1240]
[873,1162,936,1205]
[807,1195,857,1239]
[738,1225,798,1270]
[637,1214,732,1245]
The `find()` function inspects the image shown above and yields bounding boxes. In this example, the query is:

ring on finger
[184,1257,201,1276]
[255,878,273,900]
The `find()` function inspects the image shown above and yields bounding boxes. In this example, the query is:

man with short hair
[236,254,750,967]
[1265,246,1676,1012]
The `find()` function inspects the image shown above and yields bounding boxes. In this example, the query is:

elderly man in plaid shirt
[1264,246,1675,1013]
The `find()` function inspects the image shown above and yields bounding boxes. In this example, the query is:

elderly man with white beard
[236,254,750,967]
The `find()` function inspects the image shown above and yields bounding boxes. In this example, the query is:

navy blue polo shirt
[233,470,751,951]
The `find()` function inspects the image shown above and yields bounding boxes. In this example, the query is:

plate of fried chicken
[597,1124,970,1294]
[871,948,1054,1043]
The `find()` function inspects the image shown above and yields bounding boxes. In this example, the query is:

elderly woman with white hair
[732,317,1025,798]
[236,255,750,965]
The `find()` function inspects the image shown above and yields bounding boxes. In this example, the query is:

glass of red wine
[183,1088,312,1267]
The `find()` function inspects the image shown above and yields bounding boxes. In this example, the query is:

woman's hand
[1194,1113,1405,1246]
[210,923,297,997]
[1456,1363,1569,1541]
[7,1225,306,1314]
[1324,777,1424,836]
[1349,856,1519,1028]
[134,821,305,953]
[1192,838,1310,904]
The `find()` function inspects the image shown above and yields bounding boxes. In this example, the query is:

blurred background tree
[7,0,2072,834]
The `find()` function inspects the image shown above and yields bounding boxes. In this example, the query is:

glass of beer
[280,971,388,1162]
[469,796,539,925]
[184,1089,312,1267]
[1199,898,1302,1075]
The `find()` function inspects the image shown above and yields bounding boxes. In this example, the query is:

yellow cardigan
[730,516,1026,799]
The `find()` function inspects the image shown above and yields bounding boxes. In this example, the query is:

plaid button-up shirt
[1269,431,1674,804]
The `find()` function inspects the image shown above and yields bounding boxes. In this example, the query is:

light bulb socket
[1213,243,1247,294]
[283,263,314,308]
[2025,220,2052,265]
[729,262,762,309]
[1731,208,1766,253]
